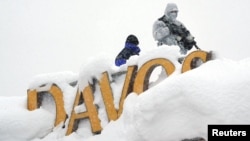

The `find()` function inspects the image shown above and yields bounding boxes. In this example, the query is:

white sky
[1,0,250,97]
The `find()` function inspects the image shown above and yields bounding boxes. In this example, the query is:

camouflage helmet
[165,3,178,15]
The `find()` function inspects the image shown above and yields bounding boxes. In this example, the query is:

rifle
[159,16,201,50]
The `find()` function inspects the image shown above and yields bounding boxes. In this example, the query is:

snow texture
[1,47,250,141]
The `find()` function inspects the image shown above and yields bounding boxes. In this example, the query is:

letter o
[133,58,175,94]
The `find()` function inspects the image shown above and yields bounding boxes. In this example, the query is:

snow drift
[1,47,250,141]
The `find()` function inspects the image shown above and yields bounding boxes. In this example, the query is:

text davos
[27,50,212,136]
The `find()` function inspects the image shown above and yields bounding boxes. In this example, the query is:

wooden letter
[99,72,118,121]
[66,85,102,135]
[181,50,212,73]
[27,84,67,126]
[133,58,175,94]
[27,89,38,110]
[117,66,138,117]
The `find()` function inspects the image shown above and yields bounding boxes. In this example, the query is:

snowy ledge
[2,48,250,141]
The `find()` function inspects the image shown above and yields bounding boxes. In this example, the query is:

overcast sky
[1,0,250,97]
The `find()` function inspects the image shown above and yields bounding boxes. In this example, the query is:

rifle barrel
[194,44,200,50]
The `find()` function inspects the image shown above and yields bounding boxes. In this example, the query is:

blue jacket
[115,42,140,66]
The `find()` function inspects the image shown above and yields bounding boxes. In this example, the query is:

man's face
[169,10,178,20]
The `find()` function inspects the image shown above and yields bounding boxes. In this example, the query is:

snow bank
[1,48,250,141]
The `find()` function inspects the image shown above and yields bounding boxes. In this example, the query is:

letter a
[66,85,102,135]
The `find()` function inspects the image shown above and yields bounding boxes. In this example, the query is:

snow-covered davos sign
[27,50,212,136]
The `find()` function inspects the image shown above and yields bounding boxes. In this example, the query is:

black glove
[180,37,196,50]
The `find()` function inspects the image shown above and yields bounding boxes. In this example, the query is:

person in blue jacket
[115,34,141,66]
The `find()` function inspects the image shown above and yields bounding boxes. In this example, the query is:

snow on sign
[27,50,213,136]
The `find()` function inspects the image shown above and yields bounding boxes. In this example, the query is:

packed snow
[1,47,250,141]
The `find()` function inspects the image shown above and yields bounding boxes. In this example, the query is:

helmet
[126,34,139,45]
[164,3,178,21]
[165,3,178,14]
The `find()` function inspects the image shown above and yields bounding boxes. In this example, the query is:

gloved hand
[180,35,196,50]
[158,27,170,38]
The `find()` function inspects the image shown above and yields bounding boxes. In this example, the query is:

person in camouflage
[153,3,197,54]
